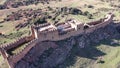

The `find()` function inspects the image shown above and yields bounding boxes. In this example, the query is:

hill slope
[57,24,120,68]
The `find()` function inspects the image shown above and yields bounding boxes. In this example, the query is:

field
[0,0,120,68]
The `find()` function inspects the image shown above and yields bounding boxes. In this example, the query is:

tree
[47,6,53,11]
[69,8,82,15]
[34,17,47,25]
[88,5,94,8]
[84,11,89,16]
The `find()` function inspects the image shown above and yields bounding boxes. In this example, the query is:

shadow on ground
[56,25,120,68]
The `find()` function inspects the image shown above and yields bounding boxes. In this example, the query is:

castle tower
[0,48,8,59]
[31,26,38,39]
[105,13,114,21]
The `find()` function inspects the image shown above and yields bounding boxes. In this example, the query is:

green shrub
[87,14,93,19]
[84,11,89,16]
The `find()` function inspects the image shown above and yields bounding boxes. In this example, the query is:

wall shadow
[55,44,106,68]
[56,24,120,68]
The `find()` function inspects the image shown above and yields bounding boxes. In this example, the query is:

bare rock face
[40,37,75,68]
[15,23,120,68]
[75,23,119,49]
[15,38,75,68]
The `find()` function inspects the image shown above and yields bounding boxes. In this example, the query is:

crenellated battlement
[0,37,26,49]
[0,36,34,50]
[0,13,114,68]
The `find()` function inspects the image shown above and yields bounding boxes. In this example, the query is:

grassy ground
[0,55,9,68]
[57,39,120,68]
[94,40,120,68]
[0,0,119,31]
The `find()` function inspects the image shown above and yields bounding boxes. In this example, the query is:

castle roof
[39,24,56,32]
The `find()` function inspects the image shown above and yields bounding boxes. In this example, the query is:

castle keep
[0,13,114,68]
[32,13,114,41]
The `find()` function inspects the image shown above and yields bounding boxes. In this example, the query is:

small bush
[47,6,53,11]
[97,60,105,64]
[69,8,82,15]
[34,17,47,25]
[88,5,94,8]
[87,14,93,19]
[0,25,3,27]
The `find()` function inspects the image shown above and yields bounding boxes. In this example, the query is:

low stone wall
[0,35,34,51]
[0,37,27,50]
[15,41,58,68]
[7,39,58,68]
[7,39,38,68]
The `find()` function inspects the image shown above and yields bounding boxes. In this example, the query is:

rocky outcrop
[40,37,75,68]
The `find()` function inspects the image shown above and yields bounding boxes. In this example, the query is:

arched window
[84,25,89,30]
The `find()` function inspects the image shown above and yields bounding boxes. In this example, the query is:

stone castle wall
[0,35,34,51]
[0,26,36,68]
[0,13,114,68]
[7,39,38,68]
[7,40,58,68]
[36,23,85,41]
[36,14,113,42]
[15,41,58,68]
[1,37,27,51]
[0,26,35,51]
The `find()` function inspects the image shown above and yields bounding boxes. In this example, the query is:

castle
[0,13,114,68]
